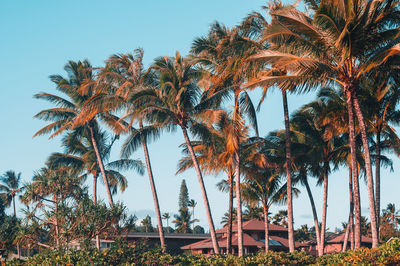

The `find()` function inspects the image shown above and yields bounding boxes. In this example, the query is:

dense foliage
[6,239,400,265]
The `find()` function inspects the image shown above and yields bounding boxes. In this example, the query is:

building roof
[181,233,265,250]
[181,232,305,250]
[216,219,288,234]
[327,233,373,244]
[305,232,373,245]
[125,232,210,240]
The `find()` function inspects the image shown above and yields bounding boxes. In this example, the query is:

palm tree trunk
[13,195,16,217]
[345,89,362,249]
[233,90,243,257]
[93,174,100,251]
[319,162,329,256]
[351,94,378,248]
[140,121,166,252]
[226,174,233,254]
[342,214,352,252]
[93,175,98,204]
[343,167,355,252]
[375,130,381,243]
[348,167,355,250]
[234,149,243,257]
[304,177,321,254]
[282,89,295,252]
[54,195,60,248]
[263,204,270,253]
[181,127,220,254]
[88,125,114,207]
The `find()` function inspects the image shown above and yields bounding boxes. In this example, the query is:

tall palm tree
[0,171,23,217]
[240,8,298,251]
[81,50,168,250]
[188,199,197,232]
[33,60,115,207]
[360,79,400,239]
[191,22,259,256]
[291,98,341,255]
[177,110,248,254]
[245,0,400,248]
[133,52,220,253]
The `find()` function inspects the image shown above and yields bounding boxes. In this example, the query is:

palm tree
[360,79,400,239]
[47,129,143,250]
[33,60,115,207]
[48,129,143,202]
[245,0,400,248]
[177,111,247,253]
[172,208,194,233]
[383,203,400,231]
[188,199,197,232]
[141,215,153,233]
[75,50,168,250]
[0,171,23,217]
[191,22,259,256]
[291,98,341,255]
[241,167,289,253]
[162,212,171,233]
[133,52,220,253]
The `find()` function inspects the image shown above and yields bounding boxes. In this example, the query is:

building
[305,233,373,256]
[124,232,210,254]
[181,219,306,255]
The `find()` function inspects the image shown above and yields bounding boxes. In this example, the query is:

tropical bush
[6,239,400,265]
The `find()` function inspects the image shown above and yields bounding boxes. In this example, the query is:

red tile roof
[327,233,373,244]
[216,219,288,233]
[181,232,305,250]
[181,233,264,249]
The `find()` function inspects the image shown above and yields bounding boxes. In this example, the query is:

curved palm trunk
[226,174,233,254]
[304,177,321,253]
[88,125,114,207]
[140,121,166,252]
[234,150,243,256]
[318,162,329,256]
[375,131,381,243]
[263,204,270,253]
[282,89,295,252]
[342,214,352,252]
[93,174,100,250]
[181,127,220,254]
[345,90,361,249]
[352,94,378,248]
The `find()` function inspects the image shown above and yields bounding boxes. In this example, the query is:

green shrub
[6,239,400,265]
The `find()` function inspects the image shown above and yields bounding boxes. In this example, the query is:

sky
[0,0,399,233]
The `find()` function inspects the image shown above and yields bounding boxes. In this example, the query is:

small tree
[179,180,189,210]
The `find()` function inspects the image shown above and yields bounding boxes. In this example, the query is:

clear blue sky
[1,0,398,232]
